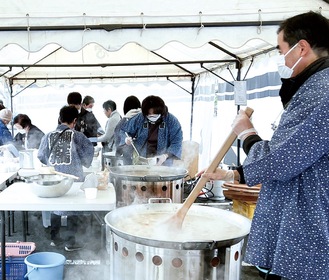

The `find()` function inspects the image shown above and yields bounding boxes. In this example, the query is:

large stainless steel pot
[109,165,188,207]
[105,203,251,280]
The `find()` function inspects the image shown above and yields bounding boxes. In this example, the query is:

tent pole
[201,64,235,86]
[190,76,195,141]
[11,80,36,98]
[166,78,192,95]
[8,79,14,135]
[166,76,194,140]
[236,62,242,166]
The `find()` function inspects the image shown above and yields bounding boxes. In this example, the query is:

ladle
[167,107,254,229]
[125,132,150,165]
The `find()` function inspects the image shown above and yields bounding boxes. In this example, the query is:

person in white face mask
[276,43,303,79]
[13,114,44,150]
[198,11,329,280]
[122,95,183,166]
[81,95,104,135]
[67,92,103,143]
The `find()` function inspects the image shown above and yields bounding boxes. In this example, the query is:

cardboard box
[232,200,257,220]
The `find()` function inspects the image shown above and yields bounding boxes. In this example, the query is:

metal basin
[28,174,74,198]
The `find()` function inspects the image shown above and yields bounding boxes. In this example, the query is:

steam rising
[173,140,199,178]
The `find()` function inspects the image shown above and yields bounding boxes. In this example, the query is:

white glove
[125,136,133,145]
[197,168,234,182]
[231,109,256,140]
[221,170,234,182]
[156,154,168,166]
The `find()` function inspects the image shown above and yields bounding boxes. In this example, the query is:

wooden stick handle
[178,107,254,218]
[52,170,79,180]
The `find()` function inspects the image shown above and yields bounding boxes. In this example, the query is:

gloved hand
[196,168,234,182]
[125,136,133,145]
[231,109,257,141]
[156,154,168,166]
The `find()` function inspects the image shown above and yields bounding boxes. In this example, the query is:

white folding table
[0,182,116,280]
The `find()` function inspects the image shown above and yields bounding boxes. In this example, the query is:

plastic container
[0,256,27,280]
[0,242,36,258]
[24,252,66,280]
[0,242,36,280]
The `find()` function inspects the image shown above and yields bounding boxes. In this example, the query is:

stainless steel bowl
[28,174,74,198]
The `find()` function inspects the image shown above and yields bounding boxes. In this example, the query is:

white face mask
[85,108,92,112]
[147,114,161,123]
[276,43,303,79]
[18,129,26,134]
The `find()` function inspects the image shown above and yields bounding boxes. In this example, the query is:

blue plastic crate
[0,256,27,280]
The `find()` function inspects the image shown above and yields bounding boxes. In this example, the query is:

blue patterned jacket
[0,120,13,146]
[243,60,329,280]
[121,112,183,165]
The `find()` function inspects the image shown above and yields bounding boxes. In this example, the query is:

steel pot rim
[109,165,188,181]
[105,203,251,250]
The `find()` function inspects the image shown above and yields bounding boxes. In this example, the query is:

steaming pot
[105,203,251,280]
[109,165,187,207]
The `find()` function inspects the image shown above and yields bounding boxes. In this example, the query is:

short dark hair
[123,96,141,115]
[82,95,95,106]
[141,95,167,116]
[67,92,82,105]
[59,106,79,124]
[13,114,32,128]
[103,100,116,111]
[278,11,329,55]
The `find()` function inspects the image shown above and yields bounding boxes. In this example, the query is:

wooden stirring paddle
[167,107,254,230]
[51,170,79,180]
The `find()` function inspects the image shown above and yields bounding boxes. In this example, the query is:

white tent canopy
[0,0,328,87]
[0,0,328,168]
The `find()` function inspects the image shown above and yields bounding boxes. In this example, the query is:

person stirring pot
[122,95,183,166]
[197,12,329,280]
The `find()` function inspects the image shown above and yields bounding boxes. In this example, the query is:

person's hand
[156,154,168,165]
[125,136,133,145]
[232,109,257,140]
[125,109,141,119]
[195,168,234,182]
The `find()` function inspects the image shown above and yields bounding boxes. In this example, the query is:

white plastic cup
[84,188,98,199]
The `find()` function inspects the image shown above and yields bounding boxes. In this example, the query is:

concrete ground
[3,211,264,280]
